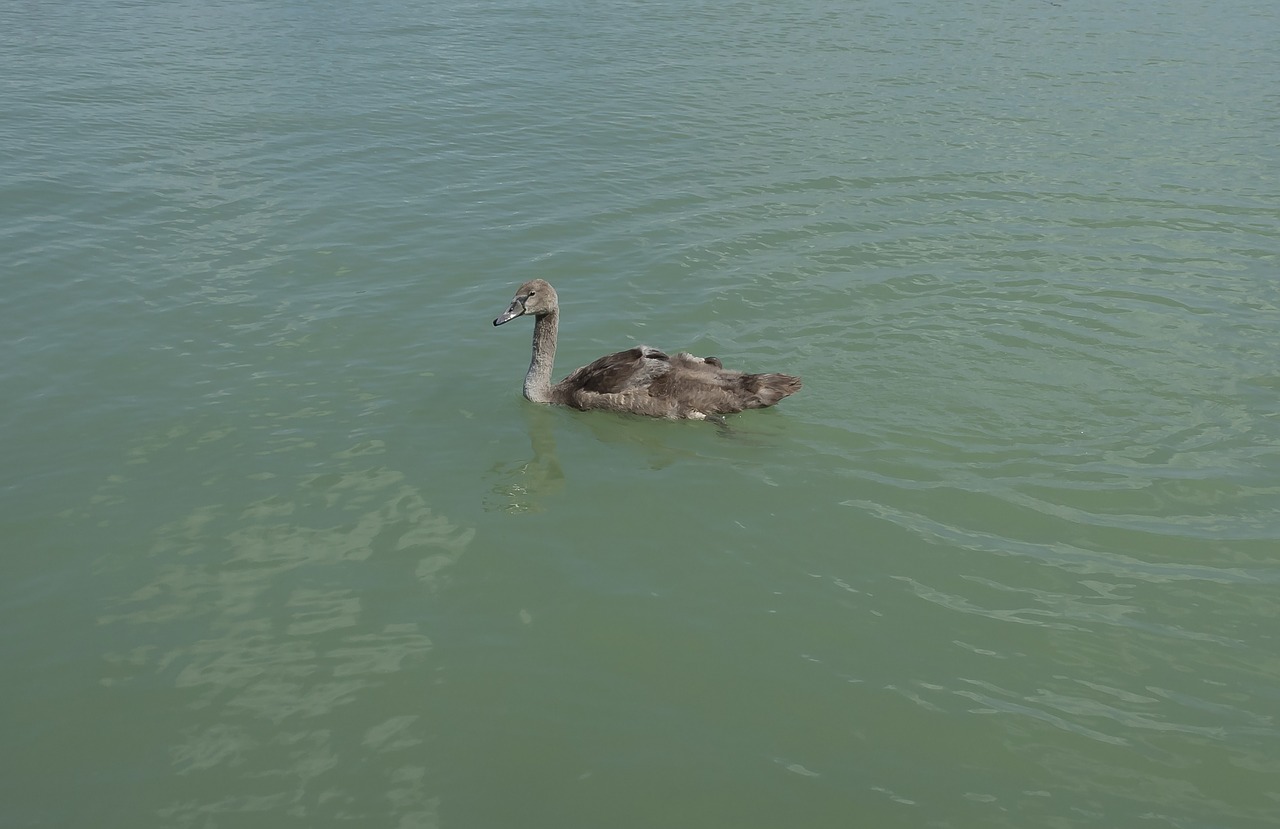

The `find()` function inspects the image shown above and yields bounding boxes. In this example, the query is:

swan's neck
[524,310,558,403]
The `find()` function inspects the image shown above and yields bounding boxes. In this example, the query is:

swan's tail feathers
[744,373,803,408]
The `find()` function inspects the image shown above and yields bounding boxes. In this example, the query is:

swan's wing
[556,348,800,419]
[648,364,804,415]
[558,346,672,395]
[670,352,724,370]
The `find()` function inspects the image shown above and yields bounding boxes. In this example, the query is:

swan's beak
[493,298,525,326]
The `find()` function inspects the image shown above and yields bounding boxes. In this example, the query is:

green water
[3,0,1279,826]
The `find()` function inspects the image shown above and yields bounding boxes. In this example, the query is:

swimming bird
[493,279,801,419]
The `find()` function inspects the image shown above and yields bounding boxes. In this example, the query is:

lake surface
[3,0,1279,826]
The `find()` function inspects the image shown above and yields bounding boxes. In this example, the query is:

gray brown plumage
[493,279,801,419]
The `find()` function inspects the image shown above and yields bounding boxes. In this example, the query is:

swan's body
[493,279,801,419]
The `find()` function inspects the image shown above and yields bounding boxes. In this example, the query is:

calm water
[3,0,1279,826]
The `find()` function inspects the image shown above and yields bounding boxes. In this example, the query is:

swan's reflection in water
[486,400,795,511]
[486,404,565,513]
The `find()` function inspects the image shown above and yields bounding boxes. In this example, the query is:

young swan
[493,279,801,420]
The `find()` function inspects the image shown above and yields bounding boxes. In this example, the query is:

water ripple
[850,499,1277,586]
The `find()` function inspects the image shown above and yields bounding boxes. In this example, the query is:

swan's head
[493,279,558,326]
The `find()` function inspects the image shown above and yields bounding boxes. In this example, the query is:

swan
[493,279,801,419]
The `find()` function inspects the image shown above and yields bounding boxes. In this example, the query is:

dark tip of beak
[493,301,523,326]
